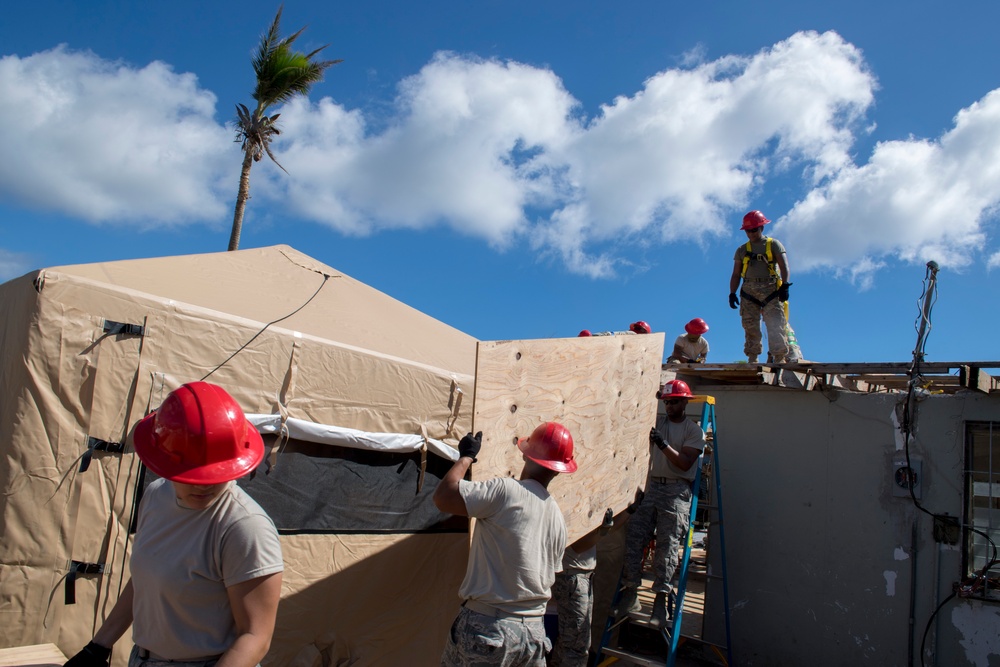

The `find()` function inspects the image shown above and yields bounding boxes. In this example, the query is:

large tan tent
[0,245,480,665]
[0,245,660,666]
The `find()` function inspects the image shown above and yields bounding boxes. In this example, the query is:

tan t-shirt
[561,544,597,574]
[649,417,707,481]
[673,334,709,361]
[458,476,567,616]
[130,479,284,659]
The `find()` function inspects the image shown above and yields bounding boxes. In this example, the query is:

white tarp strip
[245,414,459,461]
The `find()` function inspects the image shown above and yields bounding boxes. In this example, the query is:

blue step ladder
[595,395,733,667]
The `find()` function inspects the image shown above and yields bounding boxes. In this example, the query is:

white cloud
[273,52,580,246]
[988,251,1000,271]
[536,30,875,272]
[780,88,1000,284]
[0,46,233,225]
[265,31,876,275]
[4,32,998,283]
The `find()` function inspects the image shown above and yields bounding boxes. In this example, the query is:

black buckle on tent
[65,561,105,605]
[103,320,145,337]
[79,437,126,473]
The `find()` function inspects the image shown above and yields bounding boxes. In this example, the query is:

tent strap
[418,424,429,493]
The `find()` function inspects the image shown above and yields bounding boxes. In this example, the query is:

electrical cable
[919,590,956,667]
[902,262,999,666]
[200,273,330,381]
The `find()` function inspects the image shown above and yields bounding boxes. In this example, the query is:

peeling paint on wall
[894,547,909,561]
[883,571,897,596]
[951,602,1000,667]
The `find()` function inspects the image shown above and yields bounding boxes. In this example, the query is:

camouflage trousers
[441,606,549,667]
[549,570,594,667]
[622,479,692,594]
[739,280,788,360]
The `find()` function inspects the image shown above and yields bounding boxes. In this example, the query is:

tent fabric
[0,246,476,666]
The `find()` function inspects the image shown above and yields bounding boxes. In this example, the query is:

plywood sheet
[0,644,67,667]
[472,334,664,541]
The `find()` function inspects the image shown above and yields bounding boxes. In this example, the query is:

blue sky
[1,0,998,364]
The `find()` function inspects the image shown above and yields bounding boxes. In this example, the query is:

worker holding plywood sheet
[472,334,663,542]
[459,333,662,664]
[433,423,578,664]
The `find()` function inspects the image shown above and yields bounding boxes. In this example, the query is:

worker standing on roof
[667,318,710,363]
[729,210,791,364]
[616,380,706,629]
[64,382,283,667]
[434,422,578,666]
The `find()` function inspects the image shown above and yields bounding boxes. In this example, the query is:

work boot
[649,592,669,629]
[615,586,641,617]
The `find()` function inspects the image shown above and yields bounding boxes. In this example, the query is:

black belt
[462,599,543,621]
[651,476,691,485]
[136,647,222,663]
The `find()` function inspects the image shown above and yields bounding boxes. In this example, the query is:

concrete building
[646,361,1000,667]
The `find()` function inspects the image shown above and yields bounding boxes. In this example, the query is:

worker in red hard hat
[667,318,710,364]
[729,210,791,364]
[65,382,283,667]
[435,422,577,665]
[616,380,706,629]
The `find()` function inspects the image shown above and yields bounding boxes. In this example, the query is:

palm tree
[228,5,340,251]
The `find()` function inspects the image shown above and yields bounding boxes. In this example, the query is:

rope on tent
[200,272,330,382]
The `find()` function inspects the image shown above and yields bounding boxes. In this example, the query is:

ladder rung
[599,646,669,667]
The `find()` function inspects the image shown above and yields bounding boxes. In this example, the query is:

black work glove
[65,642,111,667]
[627,489,645,514]
[458,431,483,461]
[728,293,739,309]
[599,508,614,535]
[649,427,666,450]
[778,282,792,302]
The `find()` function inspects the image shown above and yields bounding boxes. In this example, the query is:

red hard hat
[518,422,578,474]
[684,318,709,335]
[133,382,265,485]
[659,380,694,400]
[741,210,770,230]
[578,330,592,337]
[630,321,651,334]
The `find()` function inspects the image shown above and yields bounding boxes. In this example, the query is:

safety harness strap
[740,237,781,285]
[739,287,782,308]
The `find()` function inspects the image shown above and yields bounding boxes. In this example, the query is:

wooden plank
[960,366,996,393]
[473,334,664,542]
[0,644,68,667]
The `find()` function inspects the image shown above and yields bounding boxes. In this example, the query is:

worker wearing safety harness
[728,210,791,364]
